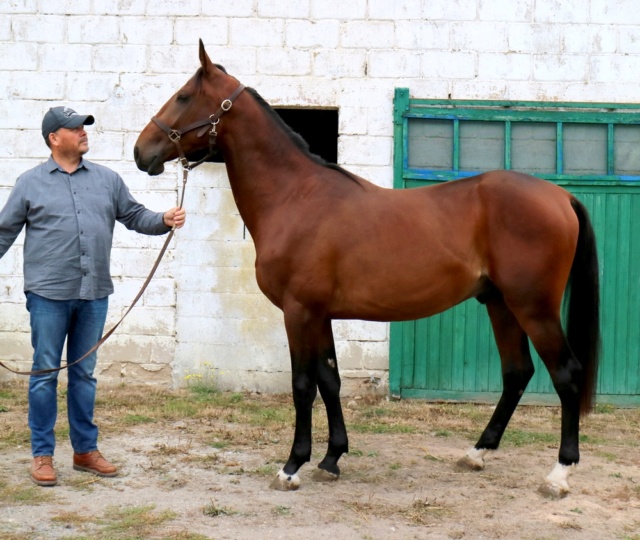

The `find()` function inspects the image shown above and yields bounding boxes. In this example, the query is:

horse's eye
[176,94,190,103]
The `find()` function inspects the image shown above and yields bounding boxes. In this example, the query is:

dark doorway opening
[275,108,339,164]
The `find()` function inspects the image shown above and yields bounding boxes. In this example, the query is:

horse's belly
[328,267,481,322]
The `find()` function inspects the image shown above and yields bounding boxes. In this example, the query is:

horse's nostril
[133,146,139,160]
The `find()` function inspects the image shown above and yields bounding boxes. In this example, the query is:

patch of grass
[247,405,291,425]
[51,511,96,526]
[361,407,389,418]
[122,414,156,425]
[501,429,557,448]
[0,479,56,506]
[182,453,220,469]
[594,403,617,414]
[595,450,619,461]
[620,529,640,540]
[249,464,278,477]
[208,440,229,449]
[202,499,236,517]
[192,390,243,407]
[151,440,193,456]
[55,425,70,440]
[101,504,177,539]
[579,433,606,445]
[164,533,211,540]
[558,520,582,531]
[162,399,199,418]
[272,505,291,516]
[65,474,104,491]
[349,422,417,435]
[228,392,244,404]
[188,383,220,397]
[403,497,450,525]
[0,425,30,449]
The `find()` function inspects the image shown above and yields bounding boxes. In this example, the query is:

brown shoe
[31,456,57,486]
[73,450,118,477]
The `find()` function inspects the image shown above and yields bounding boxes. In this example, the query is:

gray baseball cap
[42,106,95,139]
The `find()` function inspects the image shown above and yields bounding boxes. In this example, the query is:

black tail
[566,199,601,415]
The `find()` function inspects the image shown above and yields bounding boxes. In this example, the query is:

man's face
[50,125,89,156]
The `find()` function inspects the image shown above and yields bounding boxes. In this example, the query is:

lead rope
[0,171,189,377]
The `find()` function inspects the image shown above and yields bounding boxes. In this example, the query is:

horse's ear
[199,39,212,74]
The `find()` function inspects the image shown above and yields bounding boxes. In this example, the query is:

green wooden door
[390,89,640,406]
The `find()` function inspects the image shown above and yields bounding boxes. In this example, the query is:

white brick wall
[1,0,639,393]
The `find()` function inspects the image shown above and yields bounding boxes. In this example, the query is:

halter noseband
[152,83,245,172]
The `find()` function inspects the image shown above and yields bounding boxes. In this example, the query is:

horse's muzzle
[133,145,165,176]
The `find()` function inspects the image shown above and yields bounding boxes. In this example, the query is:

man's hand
[163,207,186,229]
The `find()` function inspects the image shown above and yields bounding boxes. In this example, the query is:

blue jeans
[26,292,108,457]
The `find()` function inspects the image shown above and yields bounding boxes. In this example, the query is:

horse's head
[134,40,243,175]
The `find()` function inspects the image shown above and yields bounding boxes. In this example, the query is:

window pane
[511,122,556,174]
[408,118,452,169]
[563,124,607,175]
[615,125,640,176]
[459,121,504,171]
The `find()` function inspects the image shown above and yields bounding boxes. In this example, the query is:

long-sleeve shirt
[0,156,170,301]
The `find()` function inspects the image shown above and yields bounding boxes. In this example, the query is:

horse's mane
[244,88,360,184]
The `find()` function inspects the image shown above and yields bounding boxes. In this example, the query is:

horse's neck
[221,111,320,236]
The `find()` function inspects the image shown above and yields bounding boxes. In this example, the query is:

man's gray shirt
[0,156,170,301]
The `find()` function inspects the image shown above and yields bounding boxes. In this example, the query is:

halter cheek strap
[152,83,245,172]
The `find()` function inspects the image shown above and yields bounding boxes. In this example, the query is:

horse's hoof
[312,468,339,483]
[538,481,569,499]
[269,469,301,491]
[455,455,484,471]
[455,447,487,471]
[539,462,572,499]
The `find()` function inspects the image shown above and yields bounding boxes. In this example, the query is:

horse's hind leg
[458,295,534,471]
[518,314,582,499]
[312,318,348,482]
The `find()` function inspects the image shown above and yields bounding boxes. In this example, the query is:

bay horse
[134,41,600,498]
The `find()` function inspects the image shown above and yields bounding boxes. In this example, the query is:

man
[0,106,186,486]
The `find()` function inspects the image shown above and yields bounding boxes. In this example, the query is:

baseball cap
[42,106,95,139]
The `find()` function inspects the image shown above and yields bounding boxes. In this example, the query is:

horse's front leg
[312,317,348,482]
[269,305,322,491]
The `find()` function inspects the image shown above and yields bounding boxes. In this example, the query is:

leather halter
[152,83,245,172]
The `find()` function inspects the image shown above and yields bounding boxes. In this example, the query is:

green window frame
[393,88,640,188]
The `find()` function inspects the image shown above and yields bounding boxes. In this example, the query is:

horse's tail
[566,198,601,416]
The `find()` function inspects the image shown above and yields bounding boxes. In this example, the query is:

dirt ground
[1,391,640,540]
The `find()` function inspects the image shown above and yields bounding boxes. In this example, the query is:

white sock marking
[465,447,488,467]
[545,462,573,491]
[277,469,301,489]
